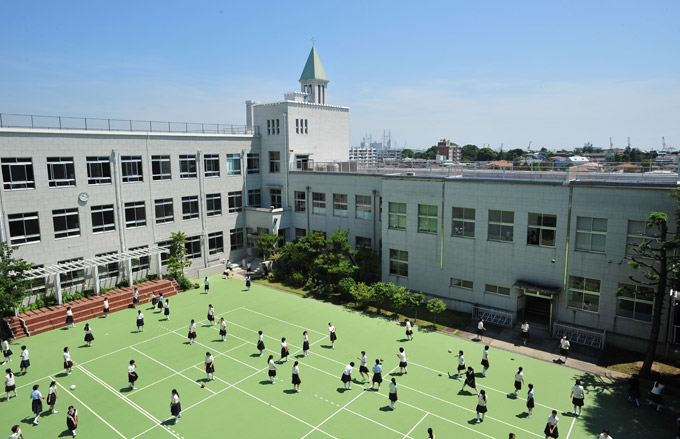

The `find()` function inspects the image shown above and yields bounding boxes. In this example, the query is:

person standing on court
[481,345,490,377]
[65,307,75,329]
[204,276,210,294]
[388,377,398,409]
[526,383,535,418]
[66,405,78,437]
[405,318,413,341]
[132,287,139,309]
[149,292,157,309]
[83,324,94,347]
[477,318,486,341]
[157,293,164,312]
[302,331,310,357]
[557,336,570,363]
[292,360,301,392]
[328,322,337,349]
[205,352,215,381]
[357,351,369,381]
[63,347,73,375]
[544,410,559,439]
[397,347,408,374]
[521,320,530,346]
[4,368,17,400]
[461,366,478,394]
[47,380,58,414]
[341,362,354,390]
[8,425,23,439]
[170,389,181,424]
[30,384,45,425]
[448,350,466,379]
[19,346,30,375]
[371,359,383,390]
[136,310,144,332]
[219,318,227,342]
[207,304,215,326]
[257,331,266,356]
[128,360,138,390]
[245,275,251,291]
[512,367,524,396]
[2,338,12,364]
[267,355,277,384]
[570,379,585,416]
[163,298,170,320]
[475,389,488,423]
[280,337,289,362]
[188,319,197,345]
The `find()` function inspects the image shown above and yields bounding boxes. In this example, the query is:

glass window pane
[591,234,606,252]
[593,218,607,232]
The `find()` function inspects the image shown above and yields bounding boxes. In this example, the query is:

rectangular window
[204,154,220,177]
[312,192,326,215]
[1,158,35,190]
[295,118,299,134]
[450,277,474,290]
[294,191,306,212]
[333,194,348,217]
[157,240,172,266]
[8,212,40,244]
[295,228,306,241]
[179,154,197,179]
[247,153,260,174]
[356,236,372,249]
[485,284,511,296]
[182,196,199,220]
[276,119,280,134]
[185,236,201,259]
[151,155,171,181]
[124,201,147,228]
[575,216,607,253]
[87,156,111,184]
[96,251,120,278]
[230,229,244,250]
[267,120,271,135]
[488,210,514,242]
[58,258,85,289]
[154,198,174,224]
[389,249,409,277]
[129,245,150,272]
[47,157,76,187]
[269,151,281,173]
[527,213,557,247]
[52,208,80,239]
[121,156,143,183]
[626,220,657,256]
[206,193,222,216]
[452,207,475,238]
[91,205,115,233]
[304,119,308,134]
[270,189,282,209]
[617,283,654,322]
[568,276,601,312]
[208,232,224,255]
[248,189,261,207]
[27,265,46,295]
[388,202,407,230]
[355,195,372,220]
[228,191,243,213]
[418,204,438,234]
[226,153,241,176]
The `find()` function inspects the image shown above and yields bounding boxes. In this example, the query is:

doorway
[522,292,553,327]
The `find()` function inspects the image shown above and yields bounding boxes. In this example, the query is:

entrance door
[522,292,553,327]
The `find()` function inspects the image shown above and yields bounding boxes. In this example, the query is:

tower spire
[299,46,329,104]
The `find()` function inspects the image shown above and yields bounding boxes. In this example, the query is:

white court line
[130,346,217,394]
[242,307,328,336]
[403,413,428,439]
[50,374,127,439]
[565,416,577,439]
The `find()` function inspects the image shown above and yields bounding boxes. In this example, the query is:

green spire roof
[299,47,328,82]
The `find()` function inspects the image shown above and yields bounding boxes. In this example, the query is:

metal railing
[553,321,606,349]
[474,305,514,328]
[0,113,258,135]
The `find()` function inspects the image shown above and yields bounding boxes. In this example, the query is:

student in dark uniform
[328,323,337,350]
[268,355,277,384]
[480,345,490,377]
[150,292,157,309]
[397,347,408,374]
[388,378,398,410]
[521,320,530,346]
[187,320,197,345]
[157,294,164,312]
[512,367,524,396]
[627,373,641,407]
[170,389,181,424]
[136,310,144,333]
[65,307,75,329]
[475,389,487,423]
[83,324,94,347]
[371,359,383,390]
[257,331,266,356]
[219,318,227,342]
[302,331,310,357]
[66,405,78,437]
[132,287,139,309]
[448,350,466,379]
[570,379,585,416]
[245,275,251,291]
[341,362,354,390]
[63,347,73,375]
[461,366,478,394]
[2,338,13,364]
[357,351,369,381]
[30,384,44,425]
[545,410,559,438]
[128,360,138,390]
[207,305,215,326]
[205,352,215,381]
[280,338,290,363]
[292,360,301,392]
[4,368,17,400]
[103,299,109,318]
[163,299,170,320]
[47,381,58,414]
[526,383,535,418]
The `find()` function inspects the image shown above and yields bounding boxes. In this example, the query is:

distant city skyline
[1,1,678,150]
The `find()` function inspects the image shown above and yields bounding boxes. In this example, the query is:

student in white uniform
[132,287,139,309]
[66,405,78,437]
[302,331,310,357]
[397,347,408,374]
[207,304,215,326]
[103,298,109,318]
[599,428,612,439]
[388,378,398,409]
[1,338,12,364]
[30,384,44,425]
[475,389,488,423]
[521,320,530,345]
[187,320,197,345]
[65,307,75,329]
[170,389,181,424]
[257,331,266,356]
[557,336,570,363]
[328,323,337,349]
[8,425,23,439]
[268,355,277,384]
[357,351,369,381]
[163,298,170,320]
[371,359,383,390]
[649,379,664,411]
[219,318,227,342]
[83,324,94,347]
[476,318,486,341]
[19,346,30,375]
[526,383,535,418]
[544,410,559,438]
[136,310,144,332]
[292,360,301,392]
[128,360,138,389]
[512,367,524,396]
[405,319,413,341]
[204,277,210,294]
[63,347,73,375]
[448,350,466,379]
[4,368,17,400]
[341,362,354,390]
[570,379,585,416]
[47,380,58,413]
[480,345,490,377]
[280,338,290,362]
[205,352,215,381]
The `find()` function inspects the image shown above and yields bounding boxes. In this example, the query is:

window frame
[247,189,261,207]
[181,196,199,220]
[124,201,147,228]
[206,193,222,217]
[91,204,115,233]
[488,209,514,242]
[151,155,172,181]
[185,236,201,259]
[567,275,601,312]
[121,156,143,183]
[333,193,348,217]
[230,229,245,250]
[388,202,407,230]
[617,283,654,322]
[208,232,224,255]
[389,249,409,277]
[52,208,80,239]
[8,212,41,244]
[484,283,511,296]
[355,195,372,220]
[86,156,112,185]
[226,153,241,176]
[96,251,120,278]
[179,154,197,179]
[356,236,372,249]
[204,154,220,178]
[269,151,281,173]
[294,191,306,212]
[452,207,475,238]
[418,204,438,234]
[1,157,35,190]
[575,216,607,253]
[312,192,326,215]
[270,189,282,209]
[46,157,76,187]
[154,198,174,224]
[228,191,243,213]
[527,213,557,247]
[247,153,260,174]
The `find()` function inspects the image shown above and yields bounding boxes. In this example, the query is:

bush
[271,268,287,283]
[290,272,306,287]
[337,277,356,300]
[350,282,374,309]
[174,275,193,291]
[426,298,447,324]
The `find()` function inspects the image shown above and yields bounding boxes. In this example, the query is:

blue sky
[1,1,678,150]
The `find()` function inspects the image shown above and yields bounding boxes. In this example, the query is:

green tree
[354,247,380,283]
[372,282,391,313]
[315,229,357,285]
[0,242,33,316]
[167,231,191,280]
[426,298,447,325]
[477,147,497,161]
[257,233,282,260]
[407,291,425,323]
[401,148,414,159]
[461,144,479,162]
[350,282,375,309]
[281,232,327,282]
[389,284,409,313]
[504,148,525,162]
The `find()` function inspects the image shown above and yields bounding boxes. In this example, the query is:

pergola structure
[22,246,169,305]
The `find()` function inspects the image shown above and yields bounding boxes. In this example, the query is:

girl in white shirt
[649,379,664,411]
[357,351,369,381]
[521,320,529,345]
[136,311,144,333]
[257,331,266,356]
[397,347,408,374]
[207,305,215,326]
[65,307,75,329]
[170,389,181,424]
[292,360,301,392]
[268,355,277,384]
[481,345,490,377]
[570,379,585,416]
[1,338,12,364]
[526,383,534,418]
[84,324,94,347]
[219,318,227,342]
[103,298,109,318]
[63,347,73,375]
[4,368,17,399]
[371,359,383,390]
[128,360,138,390]
[405,319,413,341]
[544,410,559,438]
[388,378,398,409]
[205,352,215,381]
[341,362,354,390]
[19,346,30,375]
[512,367,524,396]
[475,389,487,423]
[328,322,337,349]
[280,338,289,362]
[187,320,197,344]
[302,331,310,357]
[47,380,58,414]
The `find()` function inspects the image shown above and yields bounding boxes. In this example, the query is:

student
[158,293,165,312]
[224,260,232,278]
[257,331,266,356]
[268,355,277,384]
[132,287,139,309]
[427,427,435,439]
[475,389,487,423]
[599,428,612,439]
[63,347,73,375]
[83,324,94,347]
[292,360,301,392]
[1,338,12,364]
[397,347,408,374]
[219,318,227,342]
[512,367,524,396]
[388,377,398,409]
[245,275,251,291]
[521,320,530,346]
[627,373,641,407]
[19,346,30,375]
[280,338,289,362]
[461,366,478,394]
[649,379,664,411]
[188,319,197,345]
[302,331,310,357]
[207,304,215,326]
[544,410,559,439]
[170,389,181,424]
[570,379,585,416]
[4,368,16,400]
[477,318,486,341]
[8,425,23,439]
[557,336,570,363]
[405,318,413,341]
[128,360,138,390]
[30,384,45,425]
[65,307,75,329]
[371,359,383,390]
[103,298,109,318]
[163,298,170,320]
[328,322,337,349]
[448,350,466,379]
[526,383,535,418]
[357,351,369,381]
[205,352,215,381]
[66,405,78,437]
[136,310,144,332]
[509,434,516,439]
[149,292,157,309]
[341,362,354,390]
[204,277,210,294]
[47,380,58,414]
[481,345,490,377]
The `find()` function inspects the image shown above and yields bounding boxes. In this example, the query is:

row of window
[293,191,373,219]
[295,119,309,134]
[266,119,280,135]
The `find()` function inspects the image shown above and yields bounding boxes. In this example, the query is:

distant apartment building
[435,139,461,162]
[349,145,401,165]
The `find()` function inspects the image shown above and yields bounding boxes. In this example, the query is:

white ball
[70,385,76,390]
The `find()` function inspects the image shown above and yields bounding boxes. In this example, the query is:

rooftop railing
[0,113,258,135]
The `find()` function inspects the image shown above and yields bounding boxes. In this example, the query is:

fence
[473,305,514,328]
[552,321,606,349]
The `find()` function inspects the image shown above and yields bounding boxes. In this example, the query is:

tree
[461,144,479,162]
[354,247,380,283]
[401,148,414,159]
[257,233,281,260]
[281,232,326,281]
[407,291,425,323]
[372,282,391,313]
[350,282,374,309]
[426,298,447,325]
[477,147,497,162]
[167,231,191,280]
[389,284,409,313]
[0,242,33,316]
[315,229,357,285]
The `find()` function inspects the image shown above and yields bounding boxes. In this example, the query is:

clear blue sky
[1,0,678,150]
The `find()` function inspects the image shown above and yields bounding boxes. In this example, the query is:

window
[312,192,326,215]
[91,204,115,233]
[27,265,46,295]
[228,191,243,213]
[275,119,280,134]
[355,195,372,219]
[568,276,600,312]
[230,229,244,250]
[418,204,438,233]
[295,155,309,170]
[485,284,511,296]
[129,246,150,272]
[204,154,220,177]
[356,236,372,249]
[294,191,306,212]
[278,228,288,244]
[295,228,306,241]
[617,283,654,322]
[8,212,40,244]
[527,213,557,247]
[389,249,408,277]
[208,232,224,255]
[185,236,201,259]
[267,120,271,135]
[270,189,282,209]
[58,258,85,289]
[87,156,111,184]
[182,196,199,220]
[488,210,514,242]
[206,193,222,216]
[226,154,241,176]
[452,207,475,238]
[124,201,147,228]
[304,119,308,134]
[47,157,76,187]
[248,189,261,207]
[96,252,120,278]
[247,153,260,174]
[154,199,174,224]
[626,220,657,256]
[575,217,607,253]
[388,202,407,230]
[151,155,171,181]
[121,156,143,183]
[333,194,348,217]
[52,208,80,239]
[451,278,474,290]
[269,151,281,173]
[179,154,197,179]
[157,240,172,266]
[2,158,35,189]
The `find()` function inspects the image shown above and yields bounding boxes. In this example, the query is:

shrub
[349,282,374,309]
[290,272,306,287]
[271,268,286,282]
[174,275,193,291]
[426,298,447,324]
[337,277,356,300]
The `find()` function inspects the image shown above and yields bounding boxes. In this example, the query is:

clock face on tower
[78,192,89,202]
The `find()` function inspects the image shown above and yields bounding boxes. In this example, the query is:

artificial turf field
[1,275,673,439]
